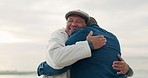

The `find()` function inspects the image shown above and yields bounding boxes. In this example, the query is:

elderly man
[38,10,133,78]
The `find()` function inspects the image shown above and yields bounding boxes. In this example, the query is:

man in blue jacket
[66,20,124,78]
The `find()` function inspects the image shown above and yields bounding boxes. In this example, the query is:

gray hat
[65,10,90,24]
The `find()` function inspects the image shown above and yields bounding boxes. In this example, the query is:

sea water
[0,75,36,78]
[123,56,148,78]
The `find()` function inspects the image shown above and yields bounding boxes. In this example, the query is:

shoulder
[51,28,67,37]
[52,28,66,35]
[72,26,94,35]
[49,28,68,42]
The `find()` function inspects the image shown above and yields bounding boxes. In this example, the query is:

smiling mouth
[69,28,76,35]
[70,29,74,33]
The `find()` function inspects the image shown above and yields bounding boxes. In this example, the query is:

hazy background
[0,0,148,78]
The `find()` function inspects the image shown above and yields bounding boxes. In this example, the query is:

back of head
[87,17,98,26]
[65,10,90,24]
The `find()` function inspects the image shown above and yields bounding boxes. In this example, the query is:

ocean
[123,55,148,78]
[0,75,36,78]
[0,71,37,78]
[0,55,148,78]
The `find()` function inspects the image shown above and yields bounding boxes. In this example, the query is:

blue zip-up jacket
[37,24,125,78]
[67,24,125,78]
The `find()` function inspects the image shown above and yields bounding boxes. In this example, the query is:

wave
[0,70,36,75]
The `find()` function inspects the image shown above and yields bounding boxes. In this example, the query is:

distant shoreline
[0,70,36,75]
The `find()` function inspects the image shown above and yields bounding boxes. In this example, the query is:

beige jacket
[43,28,91,78]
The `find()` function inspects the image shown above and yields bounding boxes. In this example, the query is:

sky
[0,0,148,72]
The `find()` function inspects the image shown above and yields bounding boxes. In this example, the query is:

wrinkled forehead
[67,15,85,21]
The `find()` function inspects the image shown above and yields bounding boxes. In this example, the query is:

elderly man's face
[65,15,86,36]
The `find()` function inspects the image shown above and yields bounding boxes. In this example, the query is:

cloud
[78,0,148,11]
[0,0,71,42]
[0,42,46,71]
[0,0,148,71]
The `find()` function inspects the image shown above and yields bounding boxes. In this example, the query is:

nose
[71,22,77,27]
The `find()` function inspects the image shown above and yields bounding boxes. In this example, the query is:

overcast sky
[0,0,148,71]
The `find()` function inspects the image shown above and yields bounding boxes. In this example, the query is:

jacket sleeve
[37,61,70,76]
[45,29,91,69]
[125,66,134,77]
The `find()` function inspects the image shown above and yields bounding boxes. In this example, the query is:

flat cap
[65,10,90,24]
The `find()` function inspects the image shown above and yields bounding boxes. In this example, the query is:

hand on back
[86,31,106,49]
